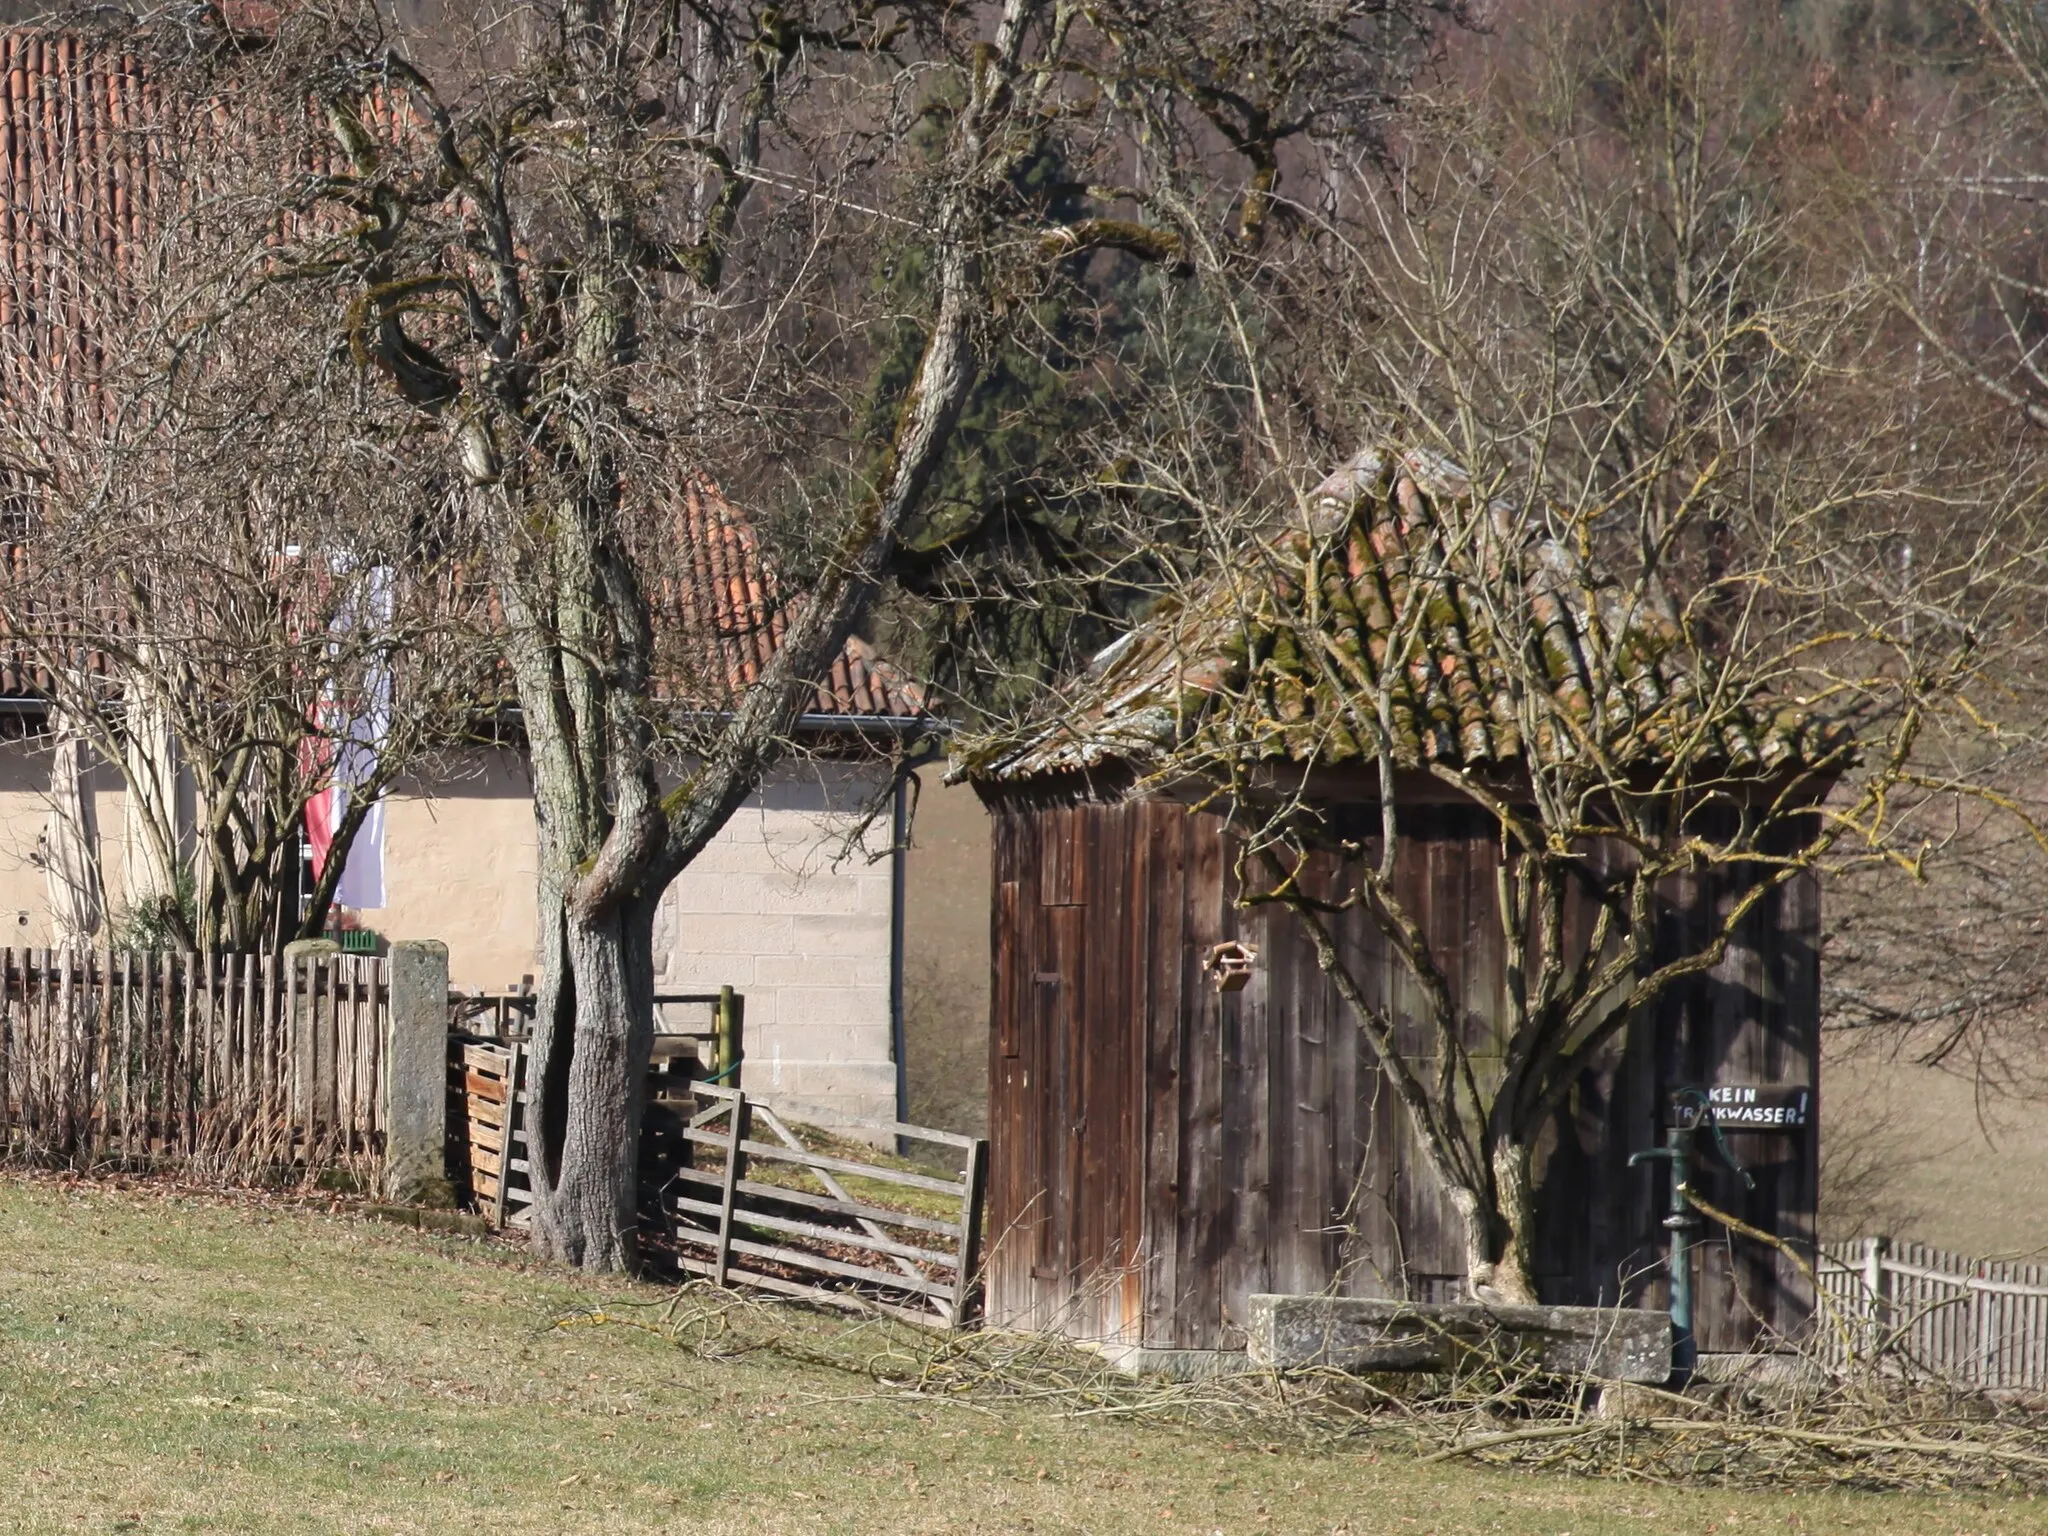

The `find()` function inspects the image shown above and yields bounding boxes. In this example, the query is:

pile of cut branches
[564,1283,2048,1492]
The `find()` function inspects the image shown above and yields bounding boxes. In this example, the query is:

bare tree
[121,0,1460,1269]
[968,1,2046,1302]
[0,32,482,954]
[1791,0,2048,1108]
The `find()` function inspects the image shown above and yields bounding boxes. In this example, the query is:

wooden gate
[450,1015,988,1327]
[660,1082,987,1328]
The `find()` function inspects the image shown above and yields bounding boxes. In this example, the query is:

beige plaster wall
[359,750,899,1129]
[371,749,541,993]
[0,737,901,1130]
[0,737,142,950]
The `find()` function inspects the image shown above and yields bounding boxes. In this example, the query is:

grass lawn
[1,1174,2042,1535]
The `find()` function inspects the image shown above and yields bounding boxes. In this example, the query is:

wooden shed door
[986,804,1144,1343]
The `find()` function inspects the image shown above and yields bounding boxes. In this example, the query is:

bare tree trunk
[1477,1140,1542,1306]
[1439,1144,1539,1305]
[498,483,668,1269]
[527,868,658,1271]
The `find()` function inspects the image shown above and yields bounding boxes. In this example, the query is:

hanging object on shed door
[1204,940,1259,993]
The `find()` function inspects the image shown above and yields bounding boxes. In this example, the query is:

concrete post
[384,939,453,1206]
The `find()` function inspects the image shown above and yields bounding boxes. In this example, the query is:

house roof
[0,30,927,728]
[658,482,927,721]
[965,442,1841,788]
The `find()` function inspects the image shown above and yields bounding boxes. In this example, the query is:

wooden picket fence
[1818,1237,2048,1392]
[0,948,390,1178]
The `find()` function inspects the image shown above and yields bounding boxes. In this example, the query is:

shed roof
[965,443,1840,788]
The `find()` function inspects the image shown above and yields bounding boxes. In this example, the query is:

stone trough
[1245,1295,1672,1384]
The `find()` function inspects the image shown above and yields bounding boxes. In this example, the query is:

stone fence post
[384,939,453,1206]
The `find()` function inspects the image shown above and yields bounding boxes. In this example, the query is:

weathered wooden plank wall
[1653,824,1822,1352]
[984,793,1820,1355]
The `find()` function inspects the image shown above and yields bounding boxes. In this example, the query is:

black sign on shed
[1666,1085,1811,1131]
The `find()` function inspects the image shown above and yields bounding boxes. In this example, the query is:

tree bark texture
[529,877,658,1271]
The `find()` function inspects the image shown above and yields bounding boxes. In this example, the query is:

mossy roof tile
[968,443,1840,786]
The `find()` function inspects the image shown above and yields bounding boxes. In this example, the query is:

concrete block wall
[651,761,899,1130]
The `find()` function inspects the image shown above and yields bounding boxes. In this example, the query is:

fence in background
[1818,1237,2048,1392]
[447,988,744,1233]
[0,948,390,1176]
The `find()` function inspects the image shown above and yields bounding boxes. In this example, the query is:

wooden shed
[966,447,1836,1362]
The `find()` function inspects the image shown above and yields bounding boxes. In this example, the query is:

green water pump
[1629,1086,1754,1385]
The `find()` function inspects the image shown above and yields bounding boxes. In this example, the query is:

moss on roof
[964,443,1842,787]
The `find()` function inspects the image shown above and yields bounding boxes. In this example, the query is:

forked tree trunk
[1454,1140,1541,1306]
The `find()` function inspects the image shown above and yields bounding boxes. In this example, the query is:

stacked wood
[451,1038,530,1227]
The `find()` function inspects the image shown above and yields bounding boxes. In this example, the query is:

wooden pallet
[450,1038,531,1228]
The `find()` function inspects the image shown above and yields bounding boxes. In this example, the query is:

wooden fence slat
[669,1195,962,1269]
[712,1096,750,1288]
[951,1139,988,1329]
[682,1228,960,1300]
[324,951,340,1156]
[35,948,51,1152]
[0,950,11,1157]
[664,1167,968,1239]
[0,951,10,1155]
[118,949,133,1161]
[674,1130,969,1197]
[0,947,389,1184]
[672,1254,945,1329]
[339,955,356,1154]
[493,1039,522,1228]
[91,947,111,1165]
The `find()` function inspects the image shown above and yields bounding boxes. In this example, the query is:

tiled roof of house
[0,31,925,726]
[659,482,926,719]
[966,443,1840,787]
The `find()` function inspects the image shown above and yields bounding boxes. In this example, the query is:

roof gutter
[790,713,948,738]
[479,703,949,741]
[1,694,951,738]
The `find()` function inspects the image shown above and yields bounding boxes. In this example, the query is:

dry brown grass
[9,1171,2047,1534]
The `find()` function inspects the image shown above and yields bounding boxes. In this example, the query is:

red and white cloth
[305,565,392,910]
